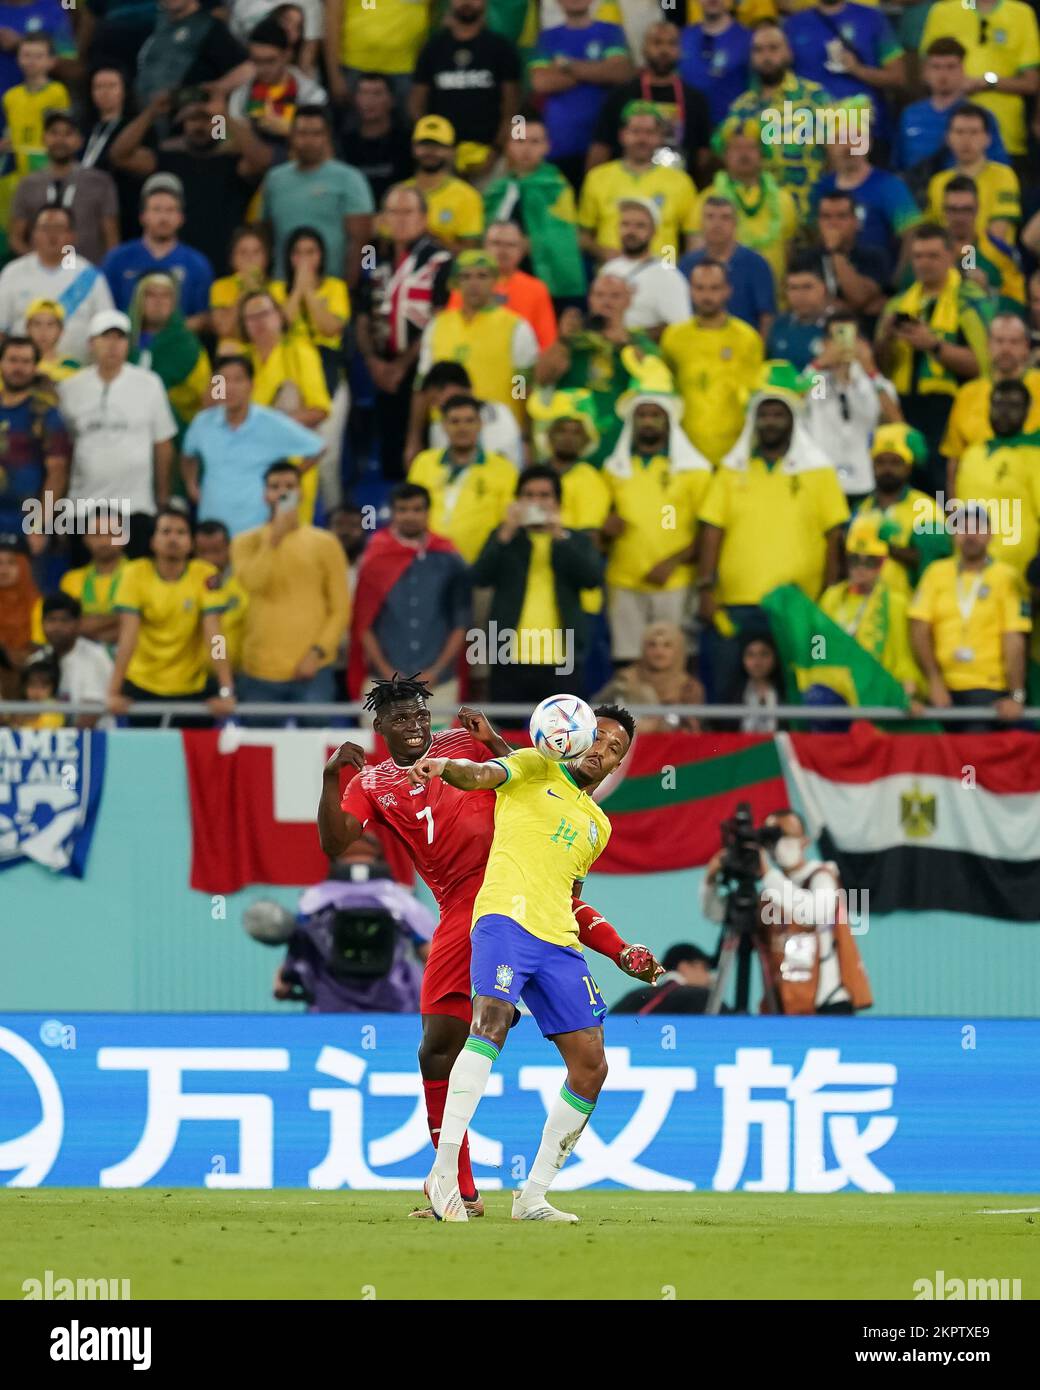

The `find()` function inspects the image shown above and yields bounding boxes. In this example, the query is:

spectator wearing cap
[0,30,70,181]
[445,220,556,349]
[578,102,697,265]
[39,591,115,726]
[423,361,523,467]
[599,198,691,337]
[134,0,253,111]
[852,424,951,600]
[910,503,1031,730]
[611,944,721,1015]
[181,353,324,536]
[58,309,178,558]
[413,249,538,437]
[528,0,634,191]
[8,109,120,267]
[680,194,775,339]
[409,0,522,182]
[260,104,374,288]
[0,204,115,365]
[588,19,713,182]
[401,115,484,254]
[101,176,215,332]
[228,16,327,161]
[0,333,69,563]
[108,87,271,279]
[353,182,453,481]
[24,298,77,382]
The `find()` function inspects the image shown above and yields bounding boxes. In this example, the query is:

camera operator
[701,808,872,1016]
[244,832,435,1012]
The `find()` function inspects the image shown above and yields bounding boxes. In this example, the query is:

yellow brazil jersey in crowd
[699,457,850,606]
[722,72,831,219]
[401,174,484,246]
[659,316,764,462]
[557,461,610,615]
[60,558,127,617]
[908,555,1031,691]
[604,452,712,592]
[692,177,798,305]
[473,747,611,948]
[928,162,1020,234]
[407,446,518,562]
[2,81,71,176]
[115,558,228,695]
[516,531,563,664]
[577,160,697,259]
[340,0,431,75]
[941,371,1040,457]
[819,580,921,692]
[852,488,951,598]
[922,0,1040,157]
[425,305,536,425]
[955,435,1040,577]
[204,570,248,672]
[271,276,350,351]
[247,339,331,522]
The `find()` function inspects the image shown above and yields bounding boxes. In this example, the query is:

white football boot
[511,1189,580,1223]
[427,1167,469,1222]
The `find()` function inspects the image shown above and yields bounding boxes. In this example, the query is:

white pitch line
[977,1207,1040,1214]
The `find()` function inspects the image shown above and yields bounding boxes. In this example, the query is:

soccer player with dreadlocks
[317,674,661,1218]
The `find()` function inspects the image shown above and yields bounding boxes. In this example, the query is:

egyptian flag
[780,727,1040,921]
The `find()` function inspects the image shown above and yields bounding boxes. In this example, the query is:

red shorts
[420,878,481,1023]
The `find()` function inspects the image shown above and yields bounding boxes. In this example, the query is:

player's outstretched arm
[573,894,664,983]
[317,742,367,858]
[408,757,508,791]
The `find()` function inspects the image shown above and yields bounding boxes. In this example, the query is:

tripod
[705,877,779,1015]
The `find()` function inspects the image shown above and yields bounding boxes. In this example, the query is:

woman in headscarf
[128,272,212,441]
[595,621,706,731]
[0,535,41,678]
[719,631,786,733]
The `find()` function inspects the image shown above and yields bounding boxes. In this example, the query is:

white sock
[432,1035,499,1185]
[522,1084,596,1203]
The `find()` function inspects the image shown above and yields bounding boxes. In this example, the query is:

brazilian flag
[760,584,912,713]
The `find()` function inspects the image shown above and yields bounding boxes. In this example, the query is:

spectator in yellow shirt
[210,226,274,354]
[601,355,713,662]
[402,115,484,253]
[927,104,1020,246]
[194,519,249,673]
[910,502,1031,729]
[270,225,350,392]
[60,513,129,649]
[941,314,1040,471]
[231,461,350,721]
[1,34,70,179]
[24,298,77,383]
[578,101,698,263]
[107,507,236,726]
[953,380,1040,579]
[660,258,765,463]
[408,392,518,562]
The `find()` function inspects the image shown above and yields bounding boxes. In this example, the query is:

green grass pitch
[2,1191,1037,1300]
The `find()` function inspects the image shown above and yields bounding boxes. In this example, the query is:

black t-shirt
[156,148,260,276]
[593,75,712,169]
[413,27,521,146]
[339,121,414,206]
[181,18,249,90]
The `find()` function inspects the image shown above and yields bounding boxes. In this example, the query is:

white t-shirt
[601,255,693,331]
[429,400,523,467]
[0,254,115,366]
[59,636,114,706]
[58,364,178,515]
[230,0,323,42]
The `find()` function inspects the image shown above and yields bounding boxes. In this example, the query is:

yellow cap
[25,297,64,323]
[846,518,889,558]
[413,115,456,146]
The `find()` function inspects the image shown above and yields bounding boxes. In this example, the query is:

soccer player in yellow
[953,379,1040,579]
[107,508,236,719]
[910,503,1030,724]
[410,705,635,1223]
[578,102,697,261]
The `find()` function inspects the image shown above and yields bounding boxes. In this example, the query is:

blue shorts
[470,914,606,1038]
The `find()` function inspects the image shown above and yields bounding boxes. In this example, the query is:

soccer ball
[529,695,598,761]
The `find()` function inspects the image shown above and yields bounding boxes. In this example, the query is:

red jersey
[340,728,498,910]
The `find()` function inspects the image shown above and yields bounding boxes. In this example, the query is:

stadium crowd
[2,0,1040,731]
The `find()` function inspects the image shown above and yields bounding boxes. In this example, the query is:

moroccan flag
[780,727,1040,921]
[594,733,789,873]
[761,583,910,710]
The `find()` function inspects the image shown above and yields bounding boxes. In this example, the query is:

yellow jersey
[61,559,127,616]
[604,452,712,591]
[115,558,228,695]
[954,437,1040,577]
[559,462,611,532]
[401,175,484,245]
[941,371,1040,457]
[928,161,1020,231]
[425,305,536,424]
[699,457,850,606]
[660,316,764,462]
[474,747,612,947]
[271,276,350,351]
[407,446,518,562]
[921,0,1040,156]
[819,580,921,691]
[340,0,430,74]
[248,339,331,523]
[909,555,1030,691]
[578,160,697,259]
[516,531,563,663]
[852,488,951,598]
[2,81,71,176]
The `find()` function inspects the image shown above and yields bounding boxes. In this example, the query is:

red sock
[423,1079,478,1200]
